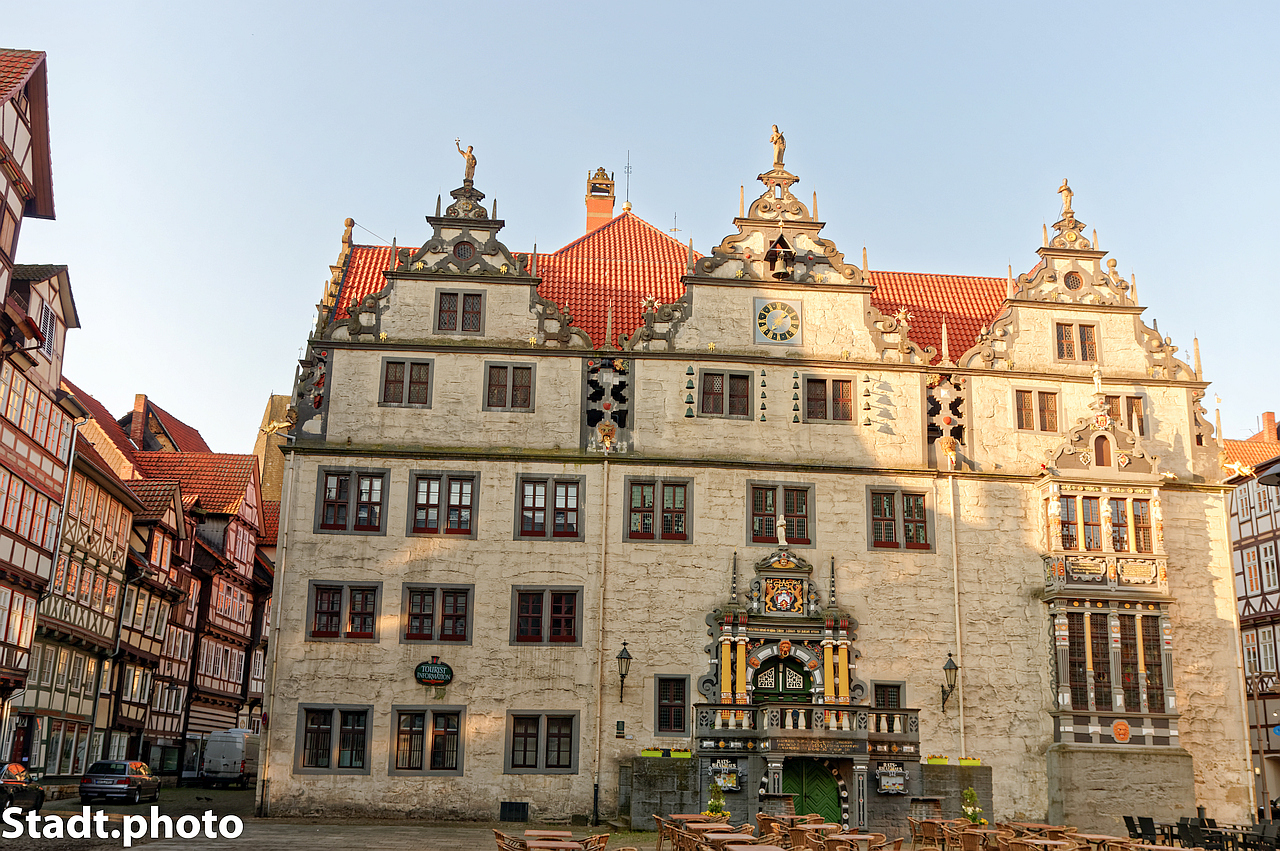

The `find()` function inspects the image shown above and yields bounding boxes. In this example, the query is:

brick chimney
[585,167,616,233]
[131,394,147,446]
[1266,412,1277,441]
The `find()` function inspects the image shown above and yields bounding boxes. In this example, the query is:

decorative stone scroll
[958,306,1019,370]
[619,291,693,351]
[867,306,936,365]
[529,288,592,348]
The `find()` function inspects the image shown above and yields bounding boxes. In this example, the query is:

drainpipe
[592,454,611,827]
[258,444,298,817]
[948,473,966,758]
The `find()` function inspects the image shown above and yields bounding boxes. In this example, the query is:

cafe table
[827,833,879,851]
[525,831,575,839]
[671,815,716,823]
[686,823,730,836]
[805,825,844,835]
[728,845,784,851]
[1071,835,1126,850]
[705,834,752,849]
[526,842,584,851]
[1018,840,1072,849]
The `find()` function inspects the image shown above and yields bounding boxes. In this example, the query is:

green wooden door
[781,758,840,824]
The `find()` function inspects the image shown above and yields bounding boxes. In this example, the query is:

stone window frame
[387,704,467,777]
[378,357,434,409]
[1011,385,1062,434]
[503,710,580,775]
[399,583,474,646]
[433,288,486,336]
[696,368,753,420]
[799,373,857,423]
[312,466,391,536]
[654,674,691,737]
[508,585,585,647]
[482,361,537,412]
[745,479,816,549]
[404,470,481,540]
[1051,319,1101,365]
[864,486,934,553]
[622,476,693,543]
[305,581,384,643]
[1102,393,1146,437]
[512,474,586,542]
[293,703,374,776]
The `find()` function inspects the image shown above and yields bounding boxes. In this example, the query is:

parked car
[1,763,43,812]
[79,761,160,805]
[200,729,260,787]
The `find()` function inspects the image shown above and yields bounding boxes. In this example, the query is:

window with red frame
[321,474,349,530]
[871,492,896,547]
[347,588,376,638]
[354,476,382,531]
[312,587,341,637]
[700,372,751,417]
[412,475,474,534]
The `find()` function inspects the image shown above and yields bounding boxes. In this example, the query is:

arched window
[753,657,812,704]
[1094,435,1111,467]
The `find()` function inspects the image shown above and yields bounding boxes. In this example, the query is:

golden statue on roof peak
[1058,178,1073,217]
[456,139,477,183]
[771,125,786,170]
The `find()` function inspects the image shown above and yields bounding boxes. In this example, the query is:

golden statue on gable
[770,125,786,169]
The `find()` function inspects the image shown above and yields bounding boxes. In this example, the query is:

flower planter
[640,749,664,757]
[670,751,692,758]
[925,757,949,765]
[957,758,982,766]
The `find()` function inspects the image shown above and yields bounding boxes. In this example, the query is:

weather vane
[624,150,632,204]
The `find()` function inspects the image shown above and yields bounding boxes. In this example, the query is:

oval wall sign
[415,657,454,686]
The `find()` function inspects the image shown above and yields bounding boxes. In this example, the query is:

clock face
[755,299,801,344]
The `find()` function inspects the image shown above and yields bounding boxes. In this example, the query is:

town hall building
[261,132,1248,833]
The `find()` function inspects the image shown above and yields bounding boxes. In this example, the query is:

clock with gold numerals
[754,298,802,344]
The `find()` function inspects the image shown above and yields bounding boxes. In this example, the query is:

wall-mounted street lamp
[616,641,632,703]
[941,653,959,711]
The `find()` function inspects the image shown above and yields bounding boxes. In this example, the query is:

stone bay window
[1041,391,1177,746]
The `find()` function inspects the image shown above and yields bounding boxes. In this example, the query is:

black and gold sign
[754,298,801,344]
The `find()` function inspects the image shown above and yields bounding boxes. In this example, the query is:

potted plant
[702,779,731,823]
[926,754,949,765]
[961,787,987,825]
[957,757,981,766]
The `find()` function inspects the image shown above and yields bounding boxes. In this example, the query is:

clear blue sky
[7,2,1278,452]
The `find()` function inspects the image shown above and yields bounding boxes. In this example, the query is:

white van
[200,729,260,787]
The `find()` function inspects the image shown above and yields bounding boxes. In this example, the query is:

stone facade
[261,144,1249,828]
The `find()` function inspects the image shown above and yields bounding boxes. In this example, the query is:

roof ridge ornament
[1049,178,1092,250]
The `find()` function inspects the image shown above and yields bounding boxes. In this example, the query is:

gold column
[720,624,733,722]
[735,634,749,723]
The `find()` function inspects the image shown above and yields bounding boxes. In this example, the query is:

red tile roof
[327,215,1016,358]
[0,49,42,102]
[144,400,212,453]
[1223,439,1280,472]
[131,453,257,517]
[63,377,137,466]
[536,211,696,347]
[261,500,279,545]
[124,478,182,523]
[332,245,395,321]
[74,439,143,510]
[867,270,1009,364]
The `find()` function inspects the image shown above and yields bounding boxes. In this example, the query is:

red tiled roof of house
[1223,439,1280,472]
[332,245,396,321]
[867,270,1009,364]
[124,478,182,523]
[74,439,143,511]
[63,378,137,464]
[0,49,42,101]
[536,211,696,347]
[261,500,279,545]
[145,400,212,453]
[131,453,257,516]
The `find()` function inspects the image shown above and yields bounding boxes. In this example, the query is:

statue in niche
[771,125,786,169]
[456,139,477,182]
[1058,178,1073,216]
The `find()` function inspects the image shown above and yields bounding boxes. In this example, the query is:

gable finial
[1058,178,1073,217]
[770,124,786,170]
